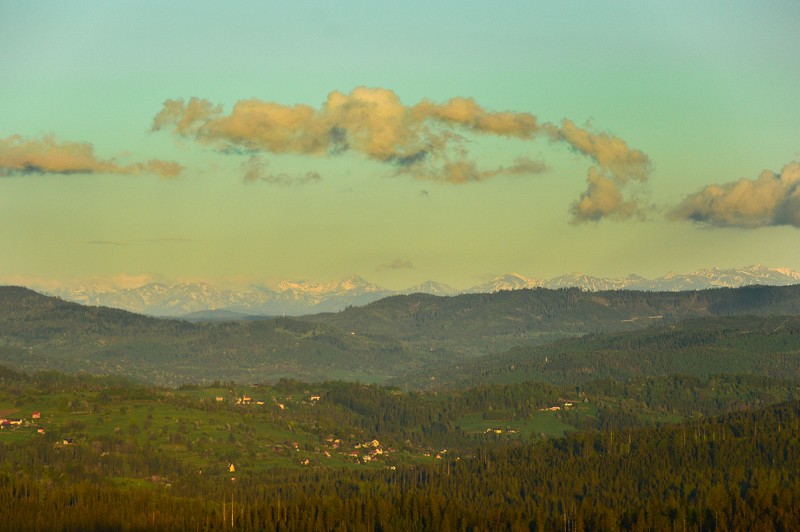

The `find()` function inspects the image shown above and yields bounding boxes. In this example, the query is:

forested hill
[304,284,800,346]
[0,285,194,333]
[0,286,419,385]
[401,314,800,389]
[2,284,800,386]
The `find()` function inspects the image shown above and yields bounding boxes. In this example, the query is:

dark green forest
[1,367,799,530]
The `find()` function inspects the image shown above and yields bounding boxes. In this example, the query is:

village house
[32,412,41,419]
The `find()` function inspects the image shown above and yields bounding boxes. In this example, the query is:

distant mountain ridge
[32,265,800,317]
[4,283,800,386]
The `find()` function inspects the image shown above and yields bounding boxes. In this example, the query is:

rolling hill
[2,284,800,387]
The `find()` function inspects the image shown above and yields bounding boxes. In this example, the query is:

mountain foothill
[2,277,800,387]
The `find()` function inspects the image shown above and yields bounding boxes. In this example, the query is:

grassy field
[456,409,576,439]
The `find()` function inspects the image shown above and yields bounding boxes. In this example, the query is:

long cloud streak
[0,135,183,178]
[670,162,800,228]
[152,87,651,217]
[242,155,321,186]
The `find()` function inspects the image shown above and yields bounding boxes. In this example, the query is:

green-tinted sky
[2,1,799,290]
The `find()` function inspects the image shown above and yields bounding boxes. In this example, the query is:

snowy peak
[402,280,459,296]
[465,265,800,294]
[29,265,800,317]
[466,273,543,293]
[545,273,631,292]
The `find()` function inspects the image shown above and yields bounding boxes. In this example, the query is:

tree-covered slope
[305,284,800,357]
[3,285,800,387]
[405,314,800,389]
[0,287,422,385]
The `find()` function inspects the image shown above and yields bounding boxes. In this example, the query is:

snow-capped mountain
[32,265,800,317]
[646,265,800,291]
[43,276,394,317]
[46,282,263,317]
[465,265,800,294]
[261,276,393,314]
[402,280,459,296]
[543,273,633,292]
[465,273,543,293]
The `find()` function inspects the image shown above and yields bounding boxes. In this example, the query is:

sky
[1,1,799,291]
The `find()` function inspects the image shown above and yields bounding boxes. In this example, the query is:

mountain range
[32,265,800,317]
[3,283,800,386]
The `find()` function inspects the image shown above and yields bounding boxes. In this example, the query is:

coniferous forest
[1,366,799,530]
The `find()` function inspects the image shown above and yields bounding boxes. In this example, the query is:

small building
[32,412,41,419]
[215,396,224,402]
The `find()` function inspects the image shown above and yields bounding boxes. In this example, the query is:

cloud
[545,120,652,223]
[378,258,415,271]
[669,162,800,228]
[152,87,545,184]
[241,155,321,186]
[400,157,547,184]
[547,120,651,183]
[0,134,183,178]
[152,87,652,220]
[571,167,641,222]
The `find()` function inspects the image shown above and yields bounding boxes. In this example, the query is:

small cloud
[398,157,547,184]
[546,120,652,222]
[242,155,321,186]
[378,258,415,271]
[547,120,651,183]
[669,161,800,228]
[0,134,183,178]
[571,167,641,223]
